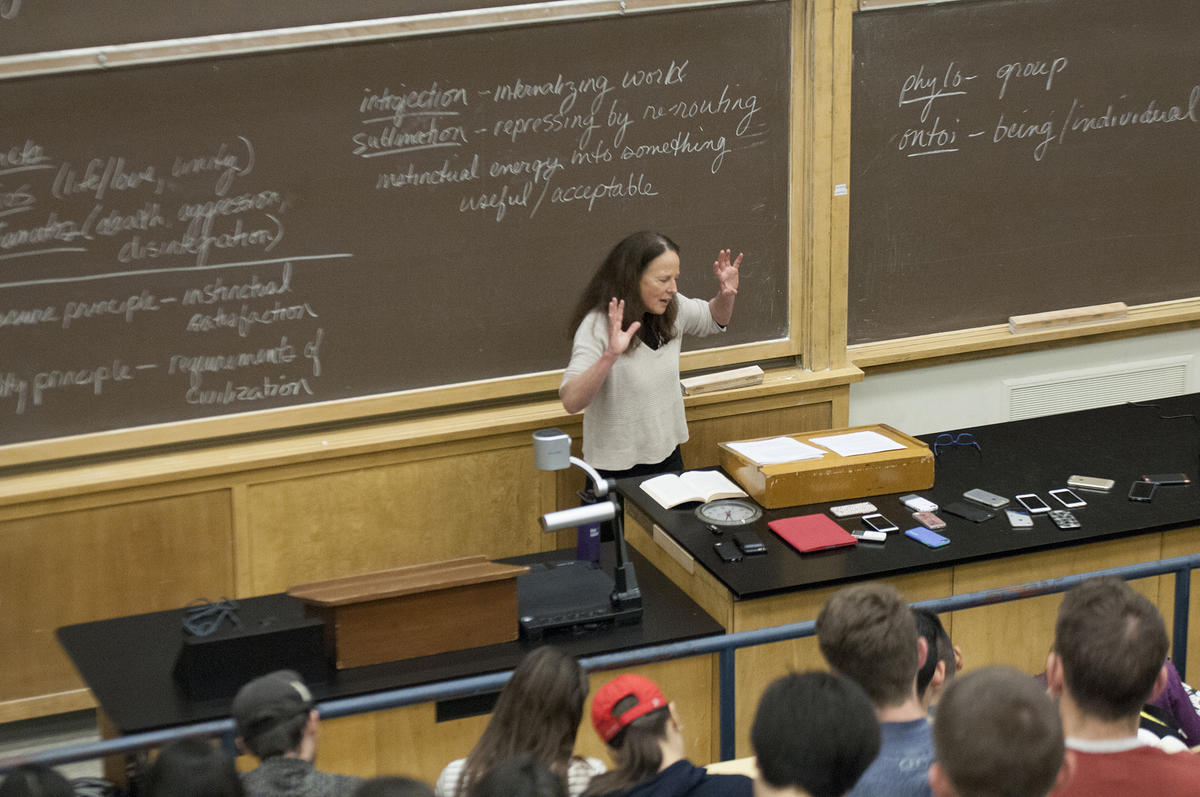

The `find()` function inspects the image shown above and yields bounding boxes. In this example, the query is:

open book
[640,470,748,509]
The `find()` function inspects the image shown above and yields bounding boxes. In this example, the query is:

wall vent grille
[1006,356,1192,421]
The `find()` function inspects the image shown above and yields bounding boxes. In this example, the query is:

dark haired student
[560,231,743,480]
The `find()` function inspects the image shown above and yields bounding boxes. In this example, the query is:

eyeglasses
[183,598,242,637]
[932,432,981,456]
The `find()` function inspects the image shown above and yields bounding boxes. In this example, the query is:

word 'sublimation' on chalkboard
[0,2,790,447]
[848,0,1200,345]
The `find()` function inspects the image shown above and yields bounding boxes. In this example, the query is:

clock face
[695,499,763,526]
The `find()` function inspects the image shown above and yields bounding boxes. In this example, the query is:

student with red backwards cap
[581,674,752,797]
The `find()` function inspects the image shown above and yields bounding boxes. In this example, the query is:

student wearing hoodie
[581,674,752,797]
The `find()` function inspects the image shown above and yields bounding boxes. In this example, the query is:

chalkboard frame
[844,0,1200,368]
[0,0,808,468]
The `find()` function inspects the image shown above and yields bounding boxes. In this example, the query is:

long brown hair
[456,647,589,795]
[567,231,680,351]
[580,705,670,797]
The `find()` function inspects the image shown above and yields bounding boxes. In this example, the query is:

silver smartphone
[1067,474,1115,492]
[963,488,1009,509]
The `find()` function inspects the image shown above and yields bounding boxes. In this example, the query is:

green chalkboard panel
[849,0,1200,345]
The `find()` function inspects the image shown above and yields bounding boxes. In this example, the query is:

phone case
[713,541,743,562]
[942,502,995,523]
[905,526,950,548]
[912,511,946,530]
[733,531,767,555]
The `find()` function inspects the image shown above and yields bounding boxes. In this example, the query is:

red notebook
[768,513,858,553]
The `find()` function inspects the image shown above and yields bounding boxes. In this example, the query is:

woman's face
[638,249,680,315]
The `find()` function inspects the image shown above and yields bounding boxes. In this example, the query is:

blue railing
[4,552,1198,772]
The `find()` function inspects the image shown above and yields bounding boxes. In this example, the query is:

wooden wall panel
[243,445,553,595]
[949,535,1163,675]
[0,492,234,722]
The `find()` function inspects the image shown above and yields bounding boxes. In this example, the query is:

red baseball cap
[591,674,668,742]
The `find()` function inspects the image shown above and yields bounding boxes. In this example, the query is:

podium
[289,556,529,669]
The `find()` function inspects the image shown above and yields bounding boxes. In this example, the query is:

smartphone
[1128,480,1158,502]
[1048,488,1087,509]
[733,530,767,555]
[713,540,743,562]
[899,494,938,513]
[963,488,1010,509]
[1067,474,1115,492]
[905,526,950,548]
[1015,493,1052,515]
[1005,508,1034,529]
[1143,473,1191,486]
[862,513,899,533]
[851,529,887,543]
[942,502,995,523]
[912,510,947,530]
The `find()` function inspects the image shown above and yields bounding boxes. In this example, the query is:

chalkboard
[0,2,790,447]
[848,0,1200,345]
[0,1,537,56]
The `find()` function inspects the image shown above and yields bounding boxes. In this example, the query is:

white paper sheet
[725,436,826,465]
[807,430,905,457]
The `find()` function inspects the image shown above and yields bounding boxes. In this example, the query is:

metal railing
[3,551,1198,772]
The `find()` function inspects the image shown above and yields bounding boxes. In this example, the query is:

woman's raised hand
[713,249,743,296]
[606,297,642,356]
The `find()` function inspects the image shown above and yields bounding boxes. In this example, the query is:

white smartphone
[1048,488,1087,509]
[1005,508,1034,529]
[862,513,899,533]
[899,494,938,513]
[1015,493,1052,514]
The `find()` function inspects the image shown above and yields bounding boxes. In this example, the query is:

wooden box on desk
[288,556,529,669]
[718,424,934,509]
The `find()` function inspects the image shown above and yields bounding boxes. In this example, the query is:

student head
[569,231,681,346]
[751,671,881,797]
[583,673,678,796]
[1048,576,1169,721]
[816,582,923,710]
[929,666,1071,797]
[231,669,316,760]
[913,608,960,708]
[354,775,435,797]
[466,754,567,797]
[0,764,74,797]
[143,737,245,797]
[456,646,589,793]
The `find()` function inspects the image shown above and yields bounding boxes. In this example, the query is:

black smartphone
[713,540,743,562]
[733,530,767,555]
[1143,473,1191,486]
[942,501,995,523]
[1128,480,1158,502]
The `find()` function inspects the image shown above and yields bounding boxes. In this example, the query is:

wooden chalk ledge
[1008,302,1128,334]
[681,365,764,396]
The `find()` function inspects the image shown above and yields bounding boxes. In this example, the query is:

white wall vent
[1005,356,1192,421]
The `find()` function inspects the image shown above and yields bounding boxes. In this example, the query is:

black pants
[596,445,684,482]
